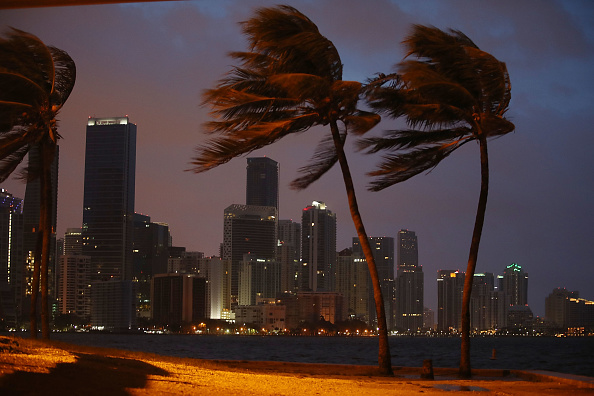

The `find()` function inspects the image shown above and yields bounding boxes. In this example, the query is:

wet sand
[1,336,592,395]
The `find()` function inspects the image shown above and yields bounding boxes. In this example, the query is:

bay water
[46,333,594,378]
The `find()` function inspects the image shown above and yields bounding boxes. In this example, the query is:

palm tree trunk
[40,144,53,340]
[459,130,489,378]
[329,120,393,376]
[30,217,42,339]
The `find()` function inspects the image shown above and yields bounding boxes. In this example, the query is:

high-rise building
[57,254,91,318]
[335,248,369,322]
[238,254,280,306]
[82,117,136,281]
[545,288,594,330]
[82,117,136,330]
[222,204,277,304]
[300,201,336,292]
[63,228,83,255]
[277,219,300,293]
[151,273,207,327]
[352,236,395,328]
[500,263,528,306]
[470,272,495,331]
[395,230,424,331]
[83,117,136,280]
[0,189,24,328]
[246,157,279,210]
[437,269,465,332]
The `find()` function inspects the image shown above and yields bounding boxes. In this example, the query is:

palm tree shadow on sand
[0,352,170,395]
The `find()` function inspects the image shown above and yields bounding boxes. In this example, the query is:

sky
[1,0,593,317]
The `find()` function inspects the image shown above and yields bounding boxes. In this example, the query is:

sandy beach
[1,336,592,395]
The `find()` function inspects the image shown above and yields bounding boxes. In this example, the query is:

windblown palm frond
[363,24,513,191]
[0,28,76,181]
[191,5,378,189]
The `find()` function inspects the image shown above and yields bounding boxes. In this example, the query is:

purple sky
[1,0,593,316]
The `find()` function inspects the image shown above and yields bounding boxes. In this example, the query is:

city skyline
[1,1,593,318]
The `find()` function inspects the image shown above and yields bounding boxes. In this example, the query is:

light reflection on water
[49,333,594,377]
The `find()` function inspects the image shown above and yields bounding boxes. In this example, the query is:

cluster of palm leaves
[0,28,76,340]
[193,6,513,377]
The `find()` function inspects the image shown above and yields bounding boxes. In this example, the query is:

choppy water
[46,333,594,377]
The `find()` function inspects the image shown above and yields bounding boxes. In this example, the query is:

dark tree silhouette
[361,24,513,378]
[0,28,76,340]
[190,5,392,375]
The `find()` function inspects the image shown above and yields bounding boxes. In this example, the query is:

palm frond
[343,110,381,135]
[0,144,28,182]
[367,138,471,191]
[290,131,344,190]
[48,46,76,108]
[358,127,472,153]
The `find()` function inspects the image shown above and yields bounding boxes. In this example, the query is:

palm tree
[0,28,76,340]
[361,25,514,378]
[190,5,392,375]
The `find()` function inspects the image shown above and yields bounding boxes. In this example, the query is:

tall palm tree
[190,5,392,375]
[361,25,514,378]
[0,28,76,340]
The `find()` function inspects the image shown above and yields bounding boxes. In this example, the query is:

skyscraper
[82,117,136,281]
[300,201,336,292]
[436,269,464,332]
[277,219,301,294]
[222,204,277,304]
[500,263,528,306]
[395,229,424,331]
[352,236,395,328]
[0,189,23,328]
[246,157,279,210]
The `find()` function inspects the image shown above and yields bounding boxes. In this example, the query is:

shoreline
[1,336,593,395]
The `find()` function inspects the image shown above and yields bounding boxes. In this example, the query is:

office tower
[246,157,279,210]
[82,116,136,281]
[500,263,528,306]
[278,292,346,329]
[63,228,83,255]
[21,145,59,321]
[235,303,286,332]
[90,279,136,331]
[57,255,91,319]
[470,272,494,331]
[352,236,395,328]
[437,270,465,332]
[545,288,594,329]
[277,219,301,293]
[151,273,207,327]
[238,254,280,306]
[335,248,369,322]
[395,230,424,331]
[300,201,336,292]
[132,213,170,320]
[423,307,435,330]
[199,256,232,320]
[0,190,24,328]
[133,213,170,278]
[222,204,277,304]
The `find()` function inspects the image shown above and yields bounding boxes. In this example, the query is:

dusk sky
[1,0,593,317]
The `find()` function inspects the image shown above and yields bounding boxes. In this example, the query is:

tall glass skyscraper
[82,117,136,282]
[246,157,279,210]
[300,201,336,292]
[222,204,277,305]
[395,229,424,331]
